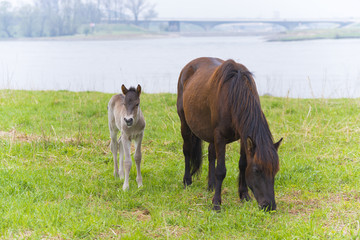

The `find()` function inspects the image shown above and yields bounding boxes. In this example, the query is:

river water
[1,36,360,98]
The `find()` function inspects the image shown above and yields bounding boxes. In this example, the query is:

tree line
[0,0,157,38]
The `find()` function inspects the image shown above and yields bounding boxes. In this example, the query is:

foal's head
[121,84,141,127]
[245,137,282,211]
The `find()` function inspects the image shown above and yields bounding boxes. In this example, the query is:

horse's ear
[121,84,128,95]
[274,138,283,151]
[247,137,256,155]
[136,84,141,96]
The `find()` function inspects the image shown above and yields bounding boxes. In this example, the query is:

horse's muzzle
[260,201,276,212]
[124,118,133,126]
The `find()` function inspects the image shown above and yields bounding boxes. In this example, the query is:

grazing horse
[177,57,282,211]
[108,84,145,191]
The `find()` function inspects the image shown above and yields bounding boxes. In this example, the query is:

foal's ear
[246,137,256,155]
[274,138,283,151]
[121,84,128,95]
[136,84,142,96]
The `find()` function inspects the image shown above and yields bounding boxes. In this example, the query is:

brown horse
[177,57,282,211]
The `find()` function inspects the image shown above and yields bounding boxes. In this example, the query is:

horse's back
[108,94,124,111]
[177,57,224,142]
[108,94,125,131]
[178,57,223,90]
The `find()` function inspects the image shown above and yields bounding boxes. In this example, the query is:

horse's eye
[253,167,261,175]
[136,103,139,107]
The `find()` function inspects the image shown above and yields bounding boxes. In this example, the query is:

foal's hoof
[122,184,129,191]
[136,177,143,188]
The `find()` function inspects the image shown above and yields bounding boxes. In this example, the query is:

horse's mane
[213,59,279,176]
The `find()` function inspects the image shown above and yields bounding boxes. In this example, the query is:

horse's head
[245,137,282,211]
[121,84,141,127]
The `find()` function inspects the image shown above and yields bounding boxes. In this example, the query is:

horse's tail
[190,133,202,176]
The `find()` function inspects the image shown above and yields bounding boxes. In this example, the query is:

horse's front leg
[212,131,226,211]
[208,143,216,191]
[134,133,143,188]
[122,136,132,191]
[239,144,250,201]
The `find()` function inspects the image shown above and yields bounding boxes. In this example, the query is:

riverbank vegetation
[0,0,157,39]
[268,26,360,41]
[0,90,359,239]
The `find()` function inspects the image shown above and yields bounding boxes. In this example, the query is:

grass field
[0,90,359,239]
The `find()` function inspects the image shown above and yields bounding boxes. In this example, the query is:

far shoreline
[267,28,360,42]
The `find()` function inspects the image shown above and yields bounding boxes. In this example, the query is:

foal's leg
[238,144,250,201]
[110,128,120,178]
[118,136,125,179]
[134,133,143,188]
[122,135,132,191]
[212,131,227,211]
[208,143,216,191]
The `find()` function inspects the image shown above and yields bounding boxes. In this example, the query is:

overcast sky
[153,0,360,19]
[10,0,360,19]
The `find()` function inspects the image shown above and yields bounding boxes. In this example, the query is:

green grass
[0,90,359,239]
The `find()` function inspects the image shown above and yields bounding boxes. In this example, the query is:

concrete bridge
[139,18,358,32]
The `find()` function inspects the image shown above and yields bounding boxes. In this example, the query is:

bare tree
[34,0,90,36]
[99,0,126,23]
[125,0,156,24]
[113,0,126,22]
[0,1,14,38]
[19,4,40,37]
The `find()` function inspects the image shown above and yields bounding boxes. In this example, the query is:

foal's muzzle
[124,118,133,126]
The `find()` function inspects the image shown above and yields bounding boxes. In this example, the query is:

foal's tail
[190,134,202,176]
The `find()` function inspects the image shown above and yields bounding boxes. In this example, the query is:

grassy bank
[0,90,359,239]
[5,24,170,41]
[268,28,360,42]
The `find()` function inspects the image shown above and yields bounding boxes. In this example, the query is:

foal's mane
[213,59,279,175]
[127,87,136,93]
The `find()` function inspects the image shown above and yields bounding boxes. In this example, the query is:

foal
[108,84,145,190]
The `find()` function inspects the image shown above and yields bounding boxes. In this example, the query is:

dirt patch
[0,129,39,142]
[279,190,360,216]
[131,209,151,222]
[0,129,95,145]
[121,208,151,222]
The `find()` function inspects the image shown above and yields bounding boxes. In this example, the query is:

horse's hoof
[212,205,221,212]
[183,178,192,188]
[239,192,251,201]
[208,184,215,192]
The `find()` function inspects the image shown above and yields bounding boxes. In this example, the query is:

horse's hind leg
[134,133,143,188]
[180,117,194,187]
[238,143,250,201]
[208,143,216,191]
